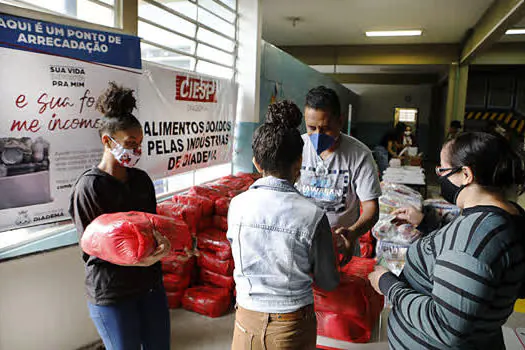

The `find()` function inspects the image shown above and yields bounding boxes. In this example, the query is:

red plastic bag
[163,272,191,291]
[182,286,232,318]
[149,214,192,254]
[214,197,231,216]
[198,216,214,231]
[360,242,374,258]
[200,268,235,289]
[314,257,383,343]
[188,185,227,202]
[316,311,373,343]
[227,190,244,198]
[166,290,185,309]
[359,231,374,244]
[213,215,228,231]
[197,250,234,276]
[197,229,232,260]
[157,202,200,235]
[172,194,214,217]
[217,176,248,191]
[161,253,195,276]
[81,211,183,265]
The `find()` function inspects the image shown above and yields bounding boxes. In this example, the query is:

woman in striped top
[369,132,525,350]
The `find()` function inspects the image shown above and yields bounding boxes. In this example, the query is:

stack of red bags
[182,173,258,317]
[314,257,384,343]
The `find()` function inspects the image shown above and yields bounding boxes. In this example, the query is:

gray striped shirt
[379,205,525,349]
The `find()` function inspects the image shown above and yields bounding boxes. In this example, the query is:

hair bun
[96,81,136,119]
[265,100,302,129]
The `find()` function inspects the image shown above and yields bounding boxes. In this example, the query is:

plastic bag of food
[157,201,201,235]
[163,272,191,292]
[161,253,195,276]
[188,185,228,202]
[314,257,383,343]
[172,194,214,217]
[360,242,374,258]
[372,215,421,244]
[148,214,193,254]
[214,197,231,217]
[213,215,228,231]
[182,286,232,318]
[198,216,214,231]
[200,268,235,289]
[166,290,185,309]
[197,229,232,260]
[197,250,234,276]
[81,211,190,265]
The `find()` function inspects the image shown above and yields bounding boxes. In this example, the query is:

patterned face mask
[108,136,142,168]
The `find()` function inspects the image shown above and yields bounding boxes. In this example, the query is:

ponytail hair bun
[265,100,302,129]
[96,81,136,119]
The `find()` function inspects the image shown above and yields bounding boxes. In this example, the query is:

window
[138,0,237,78]
[0,0,118,27]
[395,108,418,123]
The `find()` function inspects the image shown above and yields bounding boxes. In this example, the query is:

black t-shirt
[69,167,163,305]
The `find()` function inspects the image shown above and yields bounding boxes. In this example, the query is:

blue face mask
[309,133,336,156]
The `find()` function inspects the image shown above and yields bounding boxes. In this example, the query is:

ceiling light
[506,28,525,35]
[366,30,422,37]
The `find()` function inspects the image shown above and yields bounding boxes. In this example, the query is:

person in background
[296,86,381,258]
[69,82,171,350]
[374,127,404,179]
[369,132,525,350]
[228,100,343,350]
[447,120,462,141]
[402,125,415,147]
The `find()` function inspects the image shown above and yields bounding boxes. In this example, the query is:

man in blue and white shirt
[296,86,382,256]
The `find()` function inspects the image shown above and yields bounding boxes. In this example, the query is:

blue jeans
[88,288,171,350]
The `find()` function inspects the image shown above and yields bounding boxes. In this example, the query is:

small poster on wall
[0,13,141,232]
[138,62,237,180]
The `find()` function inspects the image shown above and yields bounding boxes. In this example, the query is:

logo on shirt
[296,168,349,213]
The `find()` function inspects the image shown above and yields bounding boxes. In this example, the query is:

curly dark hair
[252,100,304,178]
[305,86,341,120]
[96,82,141,137]
[446,132,525,190]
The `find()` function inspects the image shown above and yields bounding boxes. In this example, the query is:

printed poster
[0,13,141,232]
[138,62,237,179]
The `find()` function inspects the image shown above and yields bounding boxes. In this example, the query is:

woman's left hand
[368,265,389,295]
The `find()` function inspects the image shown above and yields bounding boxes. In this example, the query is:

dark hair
[446,132,525,190]
[96,82,141,137]
[305,86,341,120]
[252,100,304,177]
[450,120,462,129]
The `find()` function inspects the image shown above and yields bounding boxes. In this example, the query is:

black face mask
[439,168,466,205]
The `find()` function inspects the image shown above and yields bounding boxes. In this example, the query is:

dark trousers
[88,288,171,350]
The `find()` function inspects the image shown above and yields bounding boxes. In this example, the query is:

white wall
[0,246,99,350]
[345,84,432,125]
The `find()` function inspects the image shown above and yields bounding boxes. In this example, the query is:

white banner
[0,13,141,232]
[138,62,237,180]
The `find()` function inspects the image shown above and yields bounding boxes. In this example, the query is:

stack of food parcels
[81,173,259,318]
[372,182,424,276]
[314,257,384,343]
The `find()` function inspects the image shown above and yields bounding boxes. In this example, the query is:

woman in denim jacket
[228,100,352,350]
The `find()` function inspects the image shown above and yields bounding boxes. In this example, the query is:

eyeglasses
[435,166,462,177]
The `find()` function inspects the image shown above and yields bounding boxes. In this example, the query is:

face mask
[309,133,336,156]
[439,168,466,204]
[109,136,141,168]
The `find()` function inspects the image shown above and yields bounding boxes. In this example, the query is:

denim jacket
[227,176,339,313]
